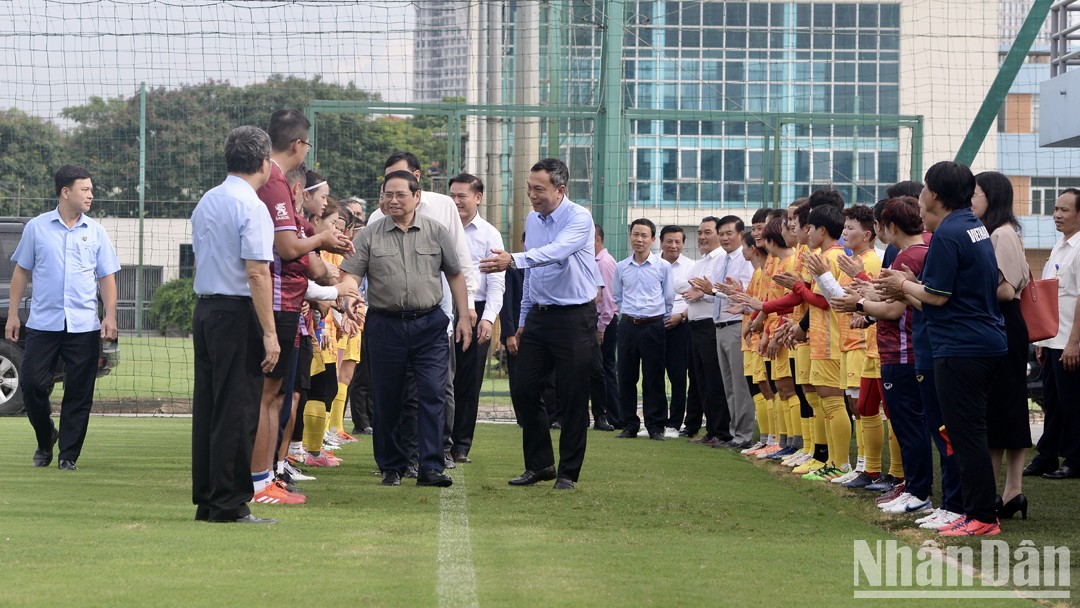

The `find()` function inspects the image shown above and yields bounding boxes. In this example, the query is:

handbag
[1019,273,1059,343]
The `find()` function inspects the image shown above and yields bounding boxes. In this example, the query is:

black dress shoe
[381,470,402,486]
[1043,465,1080,480]
[593,416,615,431]
[452,452,472,463]
[508,466,557,486]
[32,427,59,467]
[553,478,575,490]
[417,469,453,487]
[58,460,78,471]
[649,432,665,441]
[403,466,419,479]
[550,421,562,430]
[1023,462,1058,476]
[615,428,637,439]
[679,429,697,438]
[444,452,456,469]
[232,514,278,524]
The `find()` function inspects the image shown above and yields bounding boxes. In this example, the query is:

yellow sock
[784,396,801,441]
[821,396,850,469]
[800,416,813,451]
[862,413,884,475]
[886,419,904,478]
[807,391,827,453]
[303,400,328,453]
[768,396,782,440]
[855,415,865,461]
[753,393,770,437]
[778,396,790,436]
[328,382,348,434]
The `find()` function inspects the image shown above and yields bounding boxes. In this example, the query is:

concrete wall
[98,218,191,283]
[900,0,1000,173]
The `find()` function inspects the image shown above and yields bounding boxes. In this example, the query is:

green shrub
[149,277,195,336]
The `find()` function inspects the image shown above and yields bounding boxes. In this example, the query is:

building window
[1031,178,1079,215]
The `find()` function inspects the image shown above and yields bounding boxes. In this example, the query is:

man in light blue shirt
[612,218,675,440]
[7,165,120,470]
[479,158,596,490]
[190,126,281,523]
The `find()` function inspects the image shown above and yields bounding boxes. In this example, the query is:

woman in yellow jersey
[737,230,772,454]
[738,217,801,459]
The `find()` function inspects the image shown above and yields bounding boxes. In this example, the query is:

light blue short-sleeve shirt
[191,175,275,298]
[11,208,121,333]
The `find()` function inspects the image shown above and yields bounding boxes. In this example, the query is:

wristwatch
[856,298,866,313]
[507,255,517,270]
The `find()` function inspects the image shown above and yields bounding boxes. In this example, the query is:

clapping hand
[837,254,864,279]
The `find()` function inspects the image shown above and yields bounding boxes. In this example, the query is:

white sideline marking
[437,468,479,608]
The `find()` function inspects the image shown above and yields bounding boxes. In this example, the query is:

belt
[370,307,438,321]
[622,314,663,325]
[197,294,249,301]
[534,302,590,312]
[714,319,741,328]
[689,318,715,327]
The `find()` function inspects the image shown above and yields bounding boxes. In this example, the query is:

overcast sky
[0,0,416,123]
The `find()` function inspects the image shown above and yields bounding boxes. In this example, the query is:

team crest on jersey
[275,202,289,221]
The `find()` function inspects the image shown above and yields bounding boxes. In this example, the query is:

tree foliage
[3,75,453,218]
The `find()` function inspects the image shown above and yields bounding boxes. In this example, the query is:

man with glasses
[338,171,472,487]
[249,109,351,507]
[368,152,476,474]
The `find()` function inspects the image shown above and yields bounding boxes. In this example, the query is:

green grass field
[3,417,1075,607]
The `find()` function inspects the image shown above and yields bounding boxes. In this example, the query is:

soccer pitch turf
[2,417,1075,607]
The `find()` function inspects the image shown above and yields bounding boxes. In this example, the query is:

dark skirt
[986,299,1033,449]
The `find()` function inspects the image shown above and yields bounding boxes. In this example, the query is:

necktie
[714,252,731,320]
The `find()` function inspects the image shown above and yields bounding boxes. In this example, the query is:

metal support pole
[512,1,542,252]
[954,0,1054,166]
[594,0,628,259]
[135,82,147,337]
[546,0,566,160]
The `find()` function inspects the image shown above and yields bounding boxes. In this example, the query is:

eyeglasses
[296,139,313,150]
[380,191,415,202]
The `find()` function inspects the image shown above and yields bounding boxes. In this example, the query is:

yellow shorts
[810,358,842,389]
[862,354,881,379]
[795,344,812,385]
[337,332,361,362]
[771,350,792,379]
[744,350,759,379]
[842,350,866,389]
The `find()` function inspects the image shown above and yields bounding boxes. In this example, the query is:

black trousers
[1034,348,1080,469]
[348,334,374,431]
[586,340,608,423]
[616,317,668,435]
[592,320,619,426]
[191,298,263,522]
[367,308,451,474]
[512,302,596,482]
[665,321,691,428]
[933,356,1004,524]
[452,301,490,455]
[688,319,731,440]
[23,327,100,463]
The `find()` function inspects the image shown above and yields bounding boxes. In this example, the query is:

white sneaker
[914,508,944,525]
[285,462,315,481]
[740,441,766,455]
[636,428,650,438]
[831,469,861,484]
[664,427,680,439]
[883,494,932,515]
[787,452,812,467]
[919,510,963,530]
[878,491,912,511]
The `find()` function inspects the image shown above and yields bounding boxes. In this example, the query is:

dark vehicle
[0,217,117,415]
[1027,343,1044,407]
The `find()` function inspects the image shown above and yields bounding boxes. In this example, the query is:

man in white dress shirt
[448,173,505,463]
[659,225,695,438]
